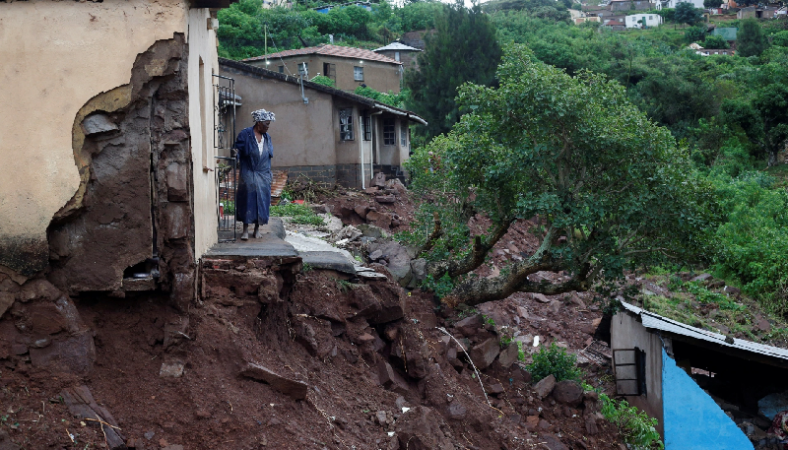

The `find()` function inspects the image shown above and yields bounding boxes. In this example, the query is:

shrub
[270,202,324,225]
[526,343,583,382]
[310,75,335,87]
[600,393,664,450]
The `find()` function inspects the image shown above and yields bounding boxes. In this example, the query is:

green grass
[270,202,324,226]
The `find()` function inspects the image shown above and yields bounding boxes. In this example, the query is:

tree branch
[420,212,443,254]
[427,218,514,280]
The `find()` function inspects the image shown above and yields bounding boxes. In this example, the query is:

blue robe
[234,127,273,225]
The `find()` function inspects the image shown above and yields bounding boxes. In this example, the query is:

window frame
[278,65,284,73]
[354,66,364,82]
[383,118,396,146]
[362,111,372,141]
[339,108,354,141]
[400,123,407,146]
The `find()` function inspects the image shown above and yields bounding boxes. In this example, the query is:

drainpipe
[359,107,366,189]
[370,110,383,182]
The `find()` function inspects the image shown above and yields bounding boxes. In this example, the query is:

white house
[657,0,704,9]
[625,13,663,28]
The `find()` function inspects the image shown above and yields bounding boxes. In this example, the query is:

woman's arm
[234,129,248,157]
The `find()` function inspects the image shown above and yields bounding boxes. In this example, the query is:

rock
[724,285,741,296]
[337,225,363,242]
[347,283,404,324]
[525,415,540,430]
[516,306,529,319]
[533,374,556,399]
[486,383,505,395]
[410,259,427,285]
[552,380,583,406]
[395,406,453,450]
[540,433,569,450]
[325,215,344,234]
[378,360,409,395]
[454,314,483,336]
[755,317,771,333]
[29,332,95,375]
[240,363,308,400]
[447,401,467,420]
[366,211,393,229]
[358,223,388,239]
[161,446,184,450]
[548,300,562,314]
[19,279,61,302]
[61,386,124,449]
[354,205,370,219]
[366,241,413,286]
[691,273,713,282]
[377,410,388,425]
[446,346,463,369]
[469,338,500,370]
[494,343,520,370]
[533,293,551,303]
[357,333,376,344]
[159,361,184,378]
[390,323,432,379]
[374,172,387,187]
[375,195,396,204]
[370,250,384,261]
[144,431,155,440]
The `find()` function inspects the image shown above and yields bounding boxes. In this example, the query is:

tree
[702,34,729,49]
[703,0,722,8]
[406,0,502,138]
[674,2,702,26]
[737,19,768,57]
[684,25,707,43]
[405,45,715,307]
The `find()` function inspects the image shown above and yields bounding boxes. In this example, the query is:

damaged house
[611,301,788,449]
[0,0,236,373]
[219,58,426,188]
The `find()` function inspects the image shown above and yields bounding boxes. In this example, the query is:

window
[362,111,372,141]
[354,66,364,82]
[400,124,407,146]
[383,118,395,145]
[339,109,354,141]
[394,51,401,62]
[613,347,647,396]
[278,65,284,74]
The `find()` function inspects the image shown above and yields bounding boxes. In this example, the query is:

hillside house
[313,1,374,13]
[244,45,402,94]
[374,41,422,72]
[612,301,788,449]
[625,13,663,27]
[696,48,735,55]
[603,18,628,29]
[0,0,234,309]
[609,0,656,11]
[713,27,738,46]
[658,0,704,9]
[738,6,778,19]
[219,59,426,189]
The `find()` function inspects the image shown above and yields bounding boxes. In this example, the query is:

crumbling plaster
[0,0,190,276]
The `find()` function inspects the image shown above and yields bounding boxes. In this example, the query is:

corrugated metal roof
[373,42,422,52]
[620,301,788,361]
[244,44,401,65]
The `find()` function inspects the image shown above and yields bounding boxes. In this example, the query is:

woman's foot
[240,230,249,240]
[254,225,262,239]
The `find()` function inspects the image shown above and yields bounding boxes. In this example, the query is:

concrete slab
[218,218,286,241]
[205,231,297,259]
[300,251,357,275]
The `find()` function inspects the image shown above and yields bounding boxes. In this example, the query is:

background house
[713,27,738,47]
[625,13,663,27]
[612,301,788,448]
[659,0,705,9]
[244,44,402,94]
[609,0,656,11]
[374,41,422,72]
[0,0,232,303]
[313,1,375,14]
[219,59,426,189]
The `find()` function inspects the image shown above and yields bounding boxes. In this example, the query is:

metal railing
[215,156,237,242]
[213,74,238,242]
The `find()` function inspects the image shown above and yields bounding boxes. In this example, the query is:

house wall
[668,0,705,9]
[220,66,338,185]
[625,13,663,27]
[188,8,221,264]
[661,348,754,449]
[250,55,402,94]
[376,50,421,71]
[610,312,665,435]
[335,103,373,188]
[0,0,190,278]
[610,0,653,11]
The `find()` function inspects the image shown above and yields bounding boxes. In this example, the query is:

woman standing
[234,109,275,240]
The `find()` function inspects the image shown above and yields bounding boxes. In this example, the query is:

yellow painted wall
[188,8,220,260]
[0,0,190,273]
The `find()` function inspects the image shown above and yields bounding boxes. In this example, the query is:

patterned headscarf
[252,109,275,123]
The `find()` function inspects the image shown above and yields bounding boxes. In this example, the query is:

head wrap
[252,109,275,123]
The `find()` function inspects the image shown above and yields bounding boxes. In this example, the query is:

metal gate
[213,74,239,242]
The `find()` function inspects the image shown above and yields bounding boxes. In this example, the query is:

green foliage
[703,0,722,8]
[311,75,336,87]
[406,0,502,138]
[407,45,716,294]
[702,35,730,49]
[674,2,702,26]
[527,343,583,382]
[773,30,788,47]
[270,202,325,225]
[422,273,455,298]
[738,19,769,57]
[684,26,707,43]
[516,341,526,361]
[353,86,410,109]
[600,393,664,450]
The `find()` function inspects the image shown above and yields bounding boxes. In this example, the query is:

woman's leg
[253,220,262,239]
[241,223,249,240]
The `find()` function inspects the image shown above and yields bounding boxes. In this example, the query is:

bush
[526,343,583,382]
[270,202,324,225]
[310,75,335,87]
[600,393,664,450]
[702,35,729,49]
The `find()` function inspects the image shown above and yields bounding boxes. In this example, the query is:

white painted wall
[625,13,663,28]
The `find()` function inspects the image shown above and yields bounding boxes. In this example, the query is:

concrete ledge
[300,251,357,275]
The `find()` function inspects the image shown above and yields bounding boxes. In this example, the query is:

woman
[234,109,275,240]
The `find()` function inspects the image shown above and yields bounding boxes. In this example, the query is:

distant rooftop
[244,44,401,65]
[713,27,738,41]
[373,42,422,52]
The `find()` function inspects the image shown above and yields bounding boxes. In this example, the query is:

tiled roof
[244,44,402,65]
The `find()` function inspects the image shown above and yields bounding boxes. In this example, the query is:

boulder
[29,332,95,375]
[447,401,467,420]
[347,283,404,324]
[353,205,370,219]
[469,338,500,370]
[494,343,520,370]
[533,293,551,303]
[337,225,363,242]
[367,241,414,287]
[533,374,556,399]
[691,273,713,282]
[375,195,396,204]
[454,314,483,337]
[552,380,583,406]
[378,360,409,394]
[539,433,569,450]
[358,223,388,239]
[366,211,393,229]
[390,323,432,379]
[395,406,454,450]
[409,259,427,287]
[240,363,308,400]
